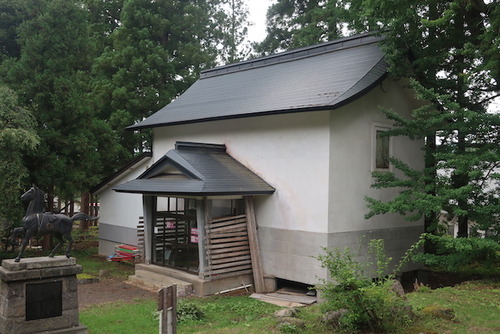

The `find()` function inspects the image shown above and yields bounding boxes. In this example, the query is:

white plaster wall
[328,78,425,233]
[96,163,150,230]
[153,110,331,233]
[150,78,425,284]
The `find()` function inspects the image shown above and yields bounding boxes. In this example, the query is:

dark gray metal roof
[128,33,387,130]
[113,142,275,196]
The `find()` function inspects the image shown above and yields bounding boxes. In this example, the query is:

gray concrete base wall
[327,225,424,279]
[259,225,423,285]
[258,227,328,285]
[98,223,138,256]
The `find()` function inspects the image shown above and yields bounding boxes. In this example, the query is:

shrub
[412,234,500,272]
[176,299,205,324]
[278,322,299,333]
[315,238,421,333]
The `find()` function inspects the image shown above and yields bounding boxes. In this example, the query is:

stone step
[128,269,193,297]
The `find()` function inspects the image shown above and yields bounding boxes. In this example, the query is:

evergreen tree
[90,0,245,162]
[0,0,118,200]
[0,86,39,240]
[350,0,500,237]
[1,0,252,199]
[255,0,346,55]
[218,0,251,63]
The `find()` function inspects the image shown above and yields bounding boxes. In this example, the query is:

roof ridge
[201,32,383,79]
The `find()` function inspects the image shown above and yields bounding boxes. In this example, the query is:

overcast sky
[247,0,276,43]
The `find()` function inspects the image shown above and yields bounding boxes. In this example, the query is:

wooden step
[128,269,193,297]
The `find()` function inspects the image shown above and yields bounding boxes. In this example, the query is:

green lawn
[4,227,498,333]
[407,280,500,334]
[80,299,158,334]
[80,280,500,334]
[80,296,282,334]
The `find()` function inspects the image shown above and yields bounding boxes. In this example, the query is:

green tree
[350,0,500,238]
[254,0,346,55]
[0,0,118,200]
[1,0,252,200]
[90,0,246,162]
[218,0,251,63]
[0,86,39,241]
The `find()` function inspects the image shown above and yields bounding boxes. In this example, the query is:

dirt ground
[78,278,157,310]
[77,268,482,311]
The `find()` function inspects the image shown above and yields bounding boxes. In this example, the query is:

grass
[80,296,282,334]
[407,280,500,334]
[79,280,500,334]
[80,299,158,334]
[4,228,499,333]
[176,296,281,333]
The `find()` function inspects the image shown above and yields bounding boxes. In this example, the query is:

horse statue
[11,185,99,262]
[21,184,45,216]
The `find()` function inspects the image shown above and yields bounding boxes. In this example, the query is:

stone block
[0,256,87,334]
[0,292,24,318]
[32,324,88,334]
[63,291,79,310]
[2,256,76,271]
[66,277,78,292]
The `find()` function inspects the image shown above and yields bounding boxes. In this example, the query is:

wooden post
[158,285,177,334]
[245,196,266,293]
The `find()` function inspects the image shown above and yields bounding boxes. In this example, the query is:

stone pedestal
[0,256,88,334]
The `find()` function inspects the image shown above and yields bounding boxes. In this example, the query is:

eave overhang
[113,142,275,197]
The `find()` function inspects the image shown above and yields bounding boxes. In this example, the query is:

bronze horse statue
[12,185,99,262]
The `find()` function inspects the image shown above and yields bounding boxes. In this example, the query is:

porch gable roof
[113,142,275,196]
[127,33,387,130]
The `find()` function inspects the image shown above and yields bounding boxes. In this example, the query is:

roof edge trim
[125,74,388,131]
[113,189,275,196]
[200,32,383,79]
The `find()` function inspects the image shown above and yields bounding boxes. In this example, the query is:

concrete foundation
[0,256,87,334]
[129,264,254,296]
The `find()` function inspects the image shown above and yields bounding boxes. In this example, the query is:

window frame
[371,123,393,172]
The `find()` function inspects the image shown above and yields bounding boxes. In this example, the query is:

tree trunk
[80,192,90,231]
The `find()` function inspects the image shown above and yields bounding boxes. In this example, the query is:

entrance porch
[114,142,275,295]
[130,196,266,296]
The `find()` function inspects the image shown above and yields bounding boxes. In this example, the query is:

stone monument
[0,256,88,334]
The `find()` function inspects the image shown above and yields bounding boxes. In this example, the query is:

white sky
[246,0,276,43]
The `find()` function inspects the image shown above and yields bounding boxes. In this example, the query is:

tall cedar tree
[89,0,249,163]
[0,0,250,203]
[0,0,119,201]
[218,0,251,63]
[255,0,346,54]
[0,86,39,241]
[257,0,500,237]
